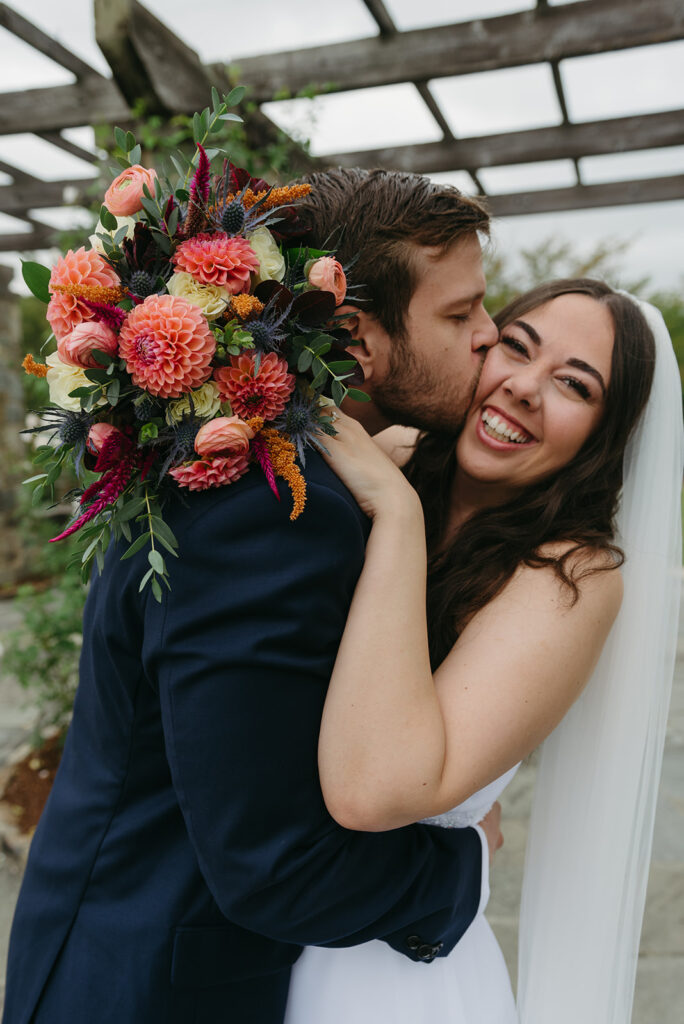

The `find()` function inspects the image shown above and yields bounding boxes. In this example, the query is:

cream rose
[248,226,286,284]
[165,381,223,425]
[104,165,157,217]
[45,352,107,412]
[88,214,136,255]
[194,415,255,457]
[167,272,230,319]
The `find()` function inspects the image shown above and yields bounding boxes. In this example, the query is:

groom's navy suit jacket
[3,455,484,1024]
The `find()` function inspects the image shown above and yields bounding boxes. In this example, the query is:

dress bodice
[420,763,520,829]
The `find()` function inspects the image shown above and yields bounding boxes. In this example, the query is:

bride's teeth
[481,409,531,444]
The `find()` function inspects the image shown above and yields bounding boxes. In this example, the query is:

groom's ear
[336,305,390,384]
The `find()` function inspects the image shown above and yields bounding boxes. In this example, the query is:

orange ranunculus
[307,257,347,306]
[104,165,158,217]
[57,321,118,369]
[194,416,254,457]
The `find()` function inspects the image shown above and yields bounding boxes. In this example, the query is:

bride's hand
[319,411,421,521]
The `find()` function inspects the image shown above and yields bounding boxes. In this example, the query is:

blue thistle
[274,389,334,465]
[22,407,93,477]
[246,292,293,354]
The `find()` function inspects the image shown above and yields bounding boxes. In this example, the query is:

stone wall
[0,267,26,586]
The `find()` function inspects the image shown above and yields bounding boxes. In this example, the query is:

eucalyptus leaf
[148,549,165,576]
[227,85,246,106]
[121,532,151,560]
[297,349,314,372]
[114,126,128,151]
[20,260,51,303]
[347,388,371,402]
[151,578,163,603]
[331,380,345,406]
[148,516,179,550]
[138,567,154,592]
[129,143,142,165]
[107,378,121,406]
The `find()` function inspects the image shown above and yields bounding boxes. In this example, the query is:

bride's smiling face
[456,294,615,496]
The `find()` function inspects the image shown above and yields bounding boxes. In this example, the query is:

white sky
[0,0,682,294]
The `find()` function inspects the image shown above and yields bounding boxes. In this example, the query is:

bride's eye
[500,335,528,357]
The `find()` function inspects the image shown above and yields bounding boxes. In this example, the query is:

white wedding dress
[284,764,520,1024]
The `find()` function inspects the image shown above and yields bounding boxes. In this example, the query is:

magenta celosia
[172,232,258,293]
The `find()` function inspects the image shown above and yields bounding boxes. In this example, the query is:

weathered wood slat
[0,180,90,215]
[0,228,55,252]
[487,174,684,216]
[0,79,130,136]
[0,3,103,80]
[95,0,212,112]
[323,110,684,173]
[224,0,684,102]
[36,132,101,165]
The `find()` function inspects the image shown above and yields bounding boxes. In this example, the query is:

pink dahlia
[47,247,121,341]
[214,352,295,421]
[172,232,259,294]
[118,293,215,399]
[169,452,251,491]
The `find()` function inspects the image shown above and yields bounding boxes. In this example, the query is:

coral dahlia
[172,232,258,294]
[169,452,251,491]
[118,293,215,399]
[214,352,295,421]
[47,247,121,341]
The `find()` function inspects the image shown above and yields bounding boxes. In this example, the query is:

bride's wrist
[373,486,424,528]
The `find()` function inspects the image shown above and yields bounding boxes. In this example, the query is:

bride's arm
[318,413,623,832]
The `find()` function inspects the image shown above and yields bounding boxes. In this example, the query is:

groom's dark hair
[296,168,490,341]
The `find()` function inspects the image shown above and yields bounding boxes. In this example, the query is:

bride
[284,279,682,1023]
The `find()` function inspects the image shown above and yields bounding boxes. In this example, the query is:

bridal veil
[517,297,684,1022]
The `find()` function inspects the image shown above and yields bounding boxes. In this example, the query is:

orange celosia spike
[229,294,265,320]
[52,282,126,304]
[223,182,312,214]
[22,353,48,378]
[261,427,307,520]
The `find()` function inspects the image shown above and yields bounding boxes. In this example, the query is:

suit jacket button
[417,942,442,962]
[406,935,420,951]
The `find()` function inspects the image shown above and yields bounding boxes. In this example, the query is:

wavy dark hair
[403,279,656,668]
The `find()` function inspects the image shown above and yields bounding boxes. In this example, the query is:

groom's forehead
[411,240,486,306]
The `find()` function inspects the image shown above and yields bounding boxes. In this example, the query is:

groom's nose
[471,306,498,352]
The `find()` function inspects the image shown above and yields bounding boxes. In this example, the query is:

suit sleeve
[144,474,484,956]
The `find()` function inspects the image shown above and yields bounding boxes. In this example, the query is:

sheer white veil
[517,296,684,1022]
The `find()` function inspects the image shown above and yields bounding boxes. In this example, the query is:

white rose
[88,215,136,255]
[167,272,230,319]
[248,226,286,284]
[45,352,106,412]
[166,381,223,425]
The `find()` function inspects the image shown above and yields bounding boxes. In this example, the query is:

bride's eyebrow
[512,320,606,395]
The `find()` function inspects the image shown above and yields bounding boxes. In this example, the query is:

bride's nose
[503,365,543,410]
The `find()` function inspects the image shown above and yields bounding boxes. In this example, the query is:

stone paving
[0,585,682,1018]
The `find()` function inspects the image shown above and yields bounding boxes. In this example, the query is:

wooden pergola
[0,0,682,253]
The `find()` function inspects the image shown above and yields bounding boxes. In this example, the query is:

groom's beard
[373,340,483,435]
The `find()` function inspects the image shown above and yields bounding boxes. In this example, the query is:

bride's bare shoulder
[373,426,420,467]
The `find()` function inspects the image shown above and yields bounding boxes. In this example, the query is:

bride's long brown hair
[403,279,656,668]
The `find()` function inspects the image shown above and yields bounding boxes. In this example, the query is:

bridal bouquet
[21,88,366,599]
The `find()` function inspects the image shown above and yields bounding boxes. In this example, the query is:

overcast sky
[0,0,682,294]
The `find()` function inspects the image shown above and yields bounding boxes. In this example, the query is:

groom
[3,170,499,1024]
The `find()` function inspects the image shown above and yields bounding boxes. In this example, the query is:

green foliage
[3,566,85,735]
[20,294,52,410]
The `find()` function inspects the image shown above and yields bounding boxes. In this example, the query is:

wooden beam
[35,131,101,166]
[94,0,213,113]
[225,0,684,102]
[0,228,55,252]
[0,3,104,80]
[321,110,684,174]
[487,174,684,216]
[0,79,130,136]
[0,180,91,216]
